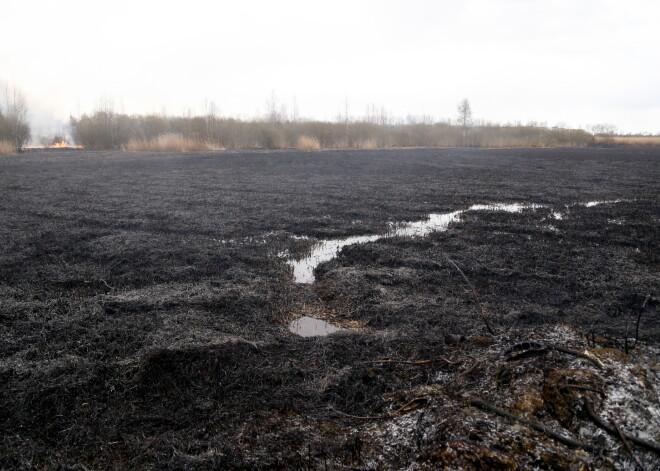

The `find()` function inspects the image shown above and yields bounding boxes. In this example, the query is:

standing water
[284,199,630,337]
[288,203,543,283]
[288,316,345,337]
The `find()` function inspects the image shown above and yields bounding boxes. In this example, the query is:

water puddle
[288,316,345,337]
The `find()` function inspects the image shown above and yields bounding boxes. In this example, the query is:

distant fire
[48,140,84,149]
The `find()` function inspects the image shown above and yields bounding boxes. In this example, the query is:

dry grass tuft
[296,135,321,151]
[124,134,224,152]
[0,140,15,155]
[201,140,225,151]
[354,138,378,149]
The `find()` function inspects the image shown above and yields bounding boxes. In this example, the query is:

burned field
[1,147,659,470]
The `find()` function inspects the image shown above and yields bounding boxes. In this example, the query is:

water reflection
[288,316,344,337]
[289,203,542,283]
[291,235,380,283]
[286,200,629,283]
[584,199,623,207]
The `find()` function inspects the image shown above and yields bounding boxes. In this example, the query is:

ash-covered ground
[1,147,658,470]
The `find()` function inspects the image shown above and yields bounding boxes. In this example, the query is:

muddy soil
[1,147,658,469]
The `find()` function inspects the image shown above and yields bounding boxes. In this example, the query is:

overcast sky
[2,0,659,134]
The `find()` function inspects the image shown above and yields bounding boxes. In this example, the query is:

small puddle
[288,316,345,337]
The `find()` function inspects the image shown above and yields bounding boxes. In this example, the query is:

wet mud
[1,147,659,469]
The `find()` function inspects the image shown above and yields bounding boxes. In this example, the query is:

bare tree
[291,95,299,123]
[457,98,472,128]
[1,84,31,150]
[204,100,218,142]
[343,96,350,145]
[589,123,617,146]
[265,91,280,123]
[589,123,617,136]
[457,98,472,146]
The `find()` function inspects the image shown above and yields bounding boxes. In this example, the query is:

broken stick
[470,398,592,451]
[583,400,660,456]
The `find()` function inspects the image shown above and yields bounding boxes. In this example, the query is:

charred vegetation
[1,147,658,469]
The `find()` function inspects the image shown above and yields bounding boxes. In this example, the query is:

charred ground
[1,147,659,469]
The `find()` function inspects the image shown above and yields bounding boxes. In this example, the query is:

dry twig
[445,255,495,335]
[613,421,647,471]
[327,407,384,420]
[390,397,429,416]
[364,357,455,366]
[330,397,430,421]
[505,342,604,369]
[635,294,651,346]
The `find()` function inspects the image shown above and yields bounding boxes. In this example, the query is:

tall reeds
[124,134,224,152]
[0,139,15,154]
[296,135,321,151]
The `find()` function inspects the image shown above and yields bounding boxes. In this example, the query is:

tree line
[69,99,595,150]
[4,88,657,153]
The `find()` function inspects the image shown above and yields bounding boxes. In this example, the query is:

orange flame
[48,140,84,149]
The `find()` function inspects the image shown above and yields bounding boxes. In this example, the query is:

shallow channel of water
[288,203,543,283]
[285,199,630,336]
[286,200,629,284]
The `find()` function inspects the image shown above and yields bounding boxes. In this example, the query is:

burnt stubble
[1,147,658,469]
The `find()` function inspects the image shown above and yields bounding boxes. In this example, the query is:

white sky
[2,0,659,134]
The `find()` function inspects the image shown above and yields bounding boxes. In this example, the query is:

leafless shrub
[355,138,377,149]
[0,85,31,151]
[258,124,286,149]
[331,137,349,149]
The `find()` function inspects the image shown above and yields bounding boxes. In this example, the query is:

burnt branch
[584,400,660,456]
[470,398,592,451]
